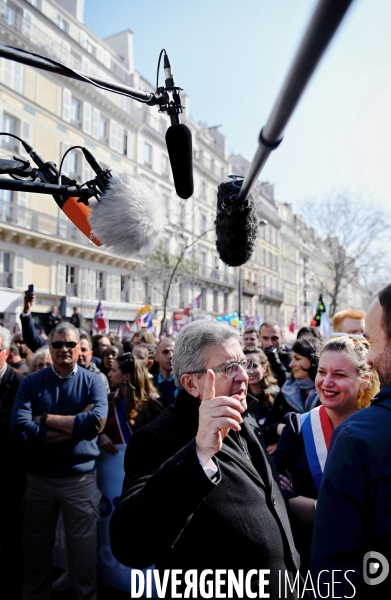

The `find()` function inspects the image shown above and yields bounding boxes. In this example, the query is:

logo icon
[363,551,389,586]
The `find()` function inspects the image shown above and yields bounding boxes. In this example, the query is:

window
[224,292,229,312]
[66,265,77,296]
[201,182,207,201]
[162,194,169,217]
[201,214,207,233]
[213,290,218,313]
[67,150,80,178]
[201,289,207,311]
[71,98,81,127]
[200,252,207,276]
[55,15,69,33]
[0,252,12,288]
[1,114,18,152]
[162,154,169,175]
[99,116,108,142]
[96,271,105,300]
[0,189,13,222]
[144,143,152,167]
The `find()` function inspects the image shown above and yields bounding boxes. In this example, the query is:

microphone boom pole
[238,0,355,201]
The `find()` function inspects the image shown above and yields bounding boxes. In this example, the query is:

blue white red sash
[301,405,333,493]
[113,398,132,444]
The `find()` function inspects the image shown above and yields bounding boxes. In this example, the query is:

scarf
[281,377,319,413]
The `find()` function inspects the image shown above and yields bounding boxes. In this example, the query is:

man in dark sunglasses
[11,323,108,600]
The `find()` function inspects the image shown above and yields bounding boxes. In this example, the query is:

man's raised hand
[195,369,244,465]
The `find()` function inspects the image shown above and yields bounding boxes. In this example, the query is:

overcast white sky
[84,0,391,212]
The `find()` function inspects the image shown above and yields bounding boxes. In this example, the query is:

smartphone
[27,284,34,293]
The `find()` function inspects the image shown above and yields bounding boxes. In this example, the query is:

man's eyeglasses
[51,341,78,349]
[187,358,253,379]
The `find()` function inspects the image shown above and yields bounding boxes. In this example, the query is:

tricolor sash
[301,405,333,493]
[111,398,132,444]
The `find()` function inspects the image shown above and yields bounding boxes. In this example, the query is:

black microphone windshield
[165,124,194,199]
[215,180,258,267]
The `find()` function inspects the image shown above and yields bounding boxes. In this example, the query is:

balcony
[0,199,95,247]
[241,279,258,296]
[198,265,237,288]
[259,286,284,303]
[66,283,77,297]
[0,272,12,288]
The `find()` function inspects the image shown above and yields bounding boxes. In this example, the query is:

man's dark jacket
[110,390,300,598]
[311,383,391,598]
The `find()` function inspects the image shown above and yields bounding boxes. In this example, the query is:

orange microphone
[60,196,101,246]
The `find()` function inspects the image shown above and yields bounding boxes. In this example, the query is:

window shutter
[126,130,132,158]
[82,101,92,135]
[79,30,88,49]
[79,267,87,298]
[116,123,124,153]
[61,40,71,67]
[20,120,31,157]
[14,254,25,289]
[109,119,117,150]
[22,9,33,39]
[129,277,136,303]
[57,263,66,295]
[103,50,111,69]
[88,269,96,299]
[13,62,23,94]
[82,55,90,73]
[112,274,120,302]
[60,141,70,176]
[62,88,72,123]
[96,45,104,63]
[92,107,100,139]
[1,57,12,88]
[82,156,92,183]
[106,273,113,301]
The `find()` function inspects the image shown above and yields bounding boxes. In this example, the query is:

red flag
[183,294,201,315]
[125,321,132,331]
[289,308,297,333]
[92,300,107,332]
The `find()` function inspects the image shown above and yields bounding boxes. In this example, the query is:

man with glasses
[11,323,108,600]
[110,320,300,598]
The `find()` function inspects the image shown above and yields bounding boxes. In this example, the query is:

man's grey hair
[173,320,241,389]
[48,322,80,343]
[0,326,12,350]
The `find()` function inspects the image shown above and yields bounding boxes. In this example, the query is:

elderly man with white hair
[110,320,300,598]
[0,325,25,599]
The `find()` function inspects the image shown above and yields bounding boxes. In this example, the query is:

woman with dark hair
[243,347,279,430]
[100,344,123,379]
[99,353,163,454]
[273,336,379,572]
[262,337,322,453]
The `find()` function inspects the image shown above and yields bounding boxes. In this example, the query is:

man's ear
[181,373,202,398]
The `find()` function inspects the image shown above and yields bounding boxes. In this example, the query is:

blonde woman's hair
[319,336,379,409]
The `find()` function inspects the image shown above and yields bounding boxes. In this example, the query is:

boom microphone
[81,148,165,257]
[165,124,193,199]
[88,173,166,257]
[215,177,258,267]
[162,52,194,199]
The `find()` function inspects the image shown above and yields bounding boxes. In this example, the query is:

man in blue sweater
[11,322,108,600]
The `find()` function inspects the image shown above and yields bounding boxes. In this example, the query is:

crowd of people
[1,286,391,599]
